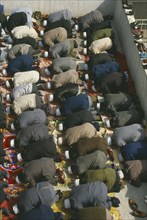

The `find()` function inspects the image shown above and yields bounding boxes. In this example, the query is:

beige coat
[12,94,37,115]
[63,122,98,146]
[89,37,112,54]
[52,69,81,88]
[43,27,67,47]
[13,70,40,87]
[11,25,38,39]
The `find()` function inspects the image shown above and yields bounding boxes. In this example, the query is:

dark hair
[92,122,100,131]
[8,79,14,88]
[109,171,121,193]
[18,172,26,183]
[73,40,78,48]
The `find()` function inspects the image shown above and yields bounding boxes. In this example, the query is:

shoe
[134,34,143,40]
[131,210,147,218]
[126,10,134,15]
[123,4,132,9]
[128,199,138,211]
[143,65,147,69]
[58,176,65,184]
[143,59,147,63]
[56,168,65,179]
[122,0,133,5]
[132,30,144,37]
[107,147,114,161]
[142,44,147,53]
[137,43,144,52]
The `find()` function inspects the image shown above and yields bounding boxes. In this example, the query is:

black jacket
[94,72,128,94]
[13,36,37,49]
[63,110,95,130]
[15,124,49,148]
[54,83,79,102]
[6,12,27,32]
[45,19,72,38]
[101,93,133,114]
[88,53,113,70]
[21,137,59,162]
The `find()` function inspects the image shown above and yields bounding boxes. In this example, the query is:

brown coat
[63,122,98,146]
[52,69,81,88]
[43,27,67,47]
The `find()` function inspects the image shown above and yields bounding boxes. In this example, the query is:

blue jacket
[121,140,147,160]
[92,61,120,79]
[17,182,59,213]
[60,94,92,116]
[69,181,112,209]
[19,205,64,220]
[7,54,34,75]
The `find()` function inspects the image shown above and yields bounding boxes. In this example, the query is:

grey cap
[5,93,11,102]
[46,82,52,89]
[2,69,7,76]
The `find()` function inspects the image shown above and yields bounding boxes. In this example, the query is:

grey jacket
[22,158,57,186]
[48,9,72,23]
[13,70,40,87]
[78,10,104,31]
[76,150,107,174]
[51,57,77,73]
[13,109,47,129]
[68,181,112,209]
[8,44,33,60]
[15,123,49,148]
[11,83,37,100]
[49,39,71,58]
[112,123,145,147]
[17,181,59,213]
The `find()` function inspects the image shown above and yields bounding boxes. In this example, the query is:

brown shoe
[131,210,147,218]
[142,43,147,53]
[143,59,147,64]
[128,199,138,211]
[137,43,144,52]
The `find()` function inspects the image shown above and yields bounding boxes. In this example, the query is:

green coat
[81,167,116,191]
[91,28,112,42]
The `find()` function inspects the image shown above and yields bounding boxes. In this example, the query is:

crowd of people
[0,0,147,219]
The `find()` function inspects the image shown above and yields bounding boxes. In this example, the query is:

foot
[0,170,10,179]
[1,207,11,216]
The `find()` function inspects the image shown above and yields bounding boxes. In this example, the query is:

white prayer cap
[17,153,23,162]
[65,150,70,159]
[74,178,80,186]
[48,94,54,102]
[67,166,73,175]
[11,123,15,131]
